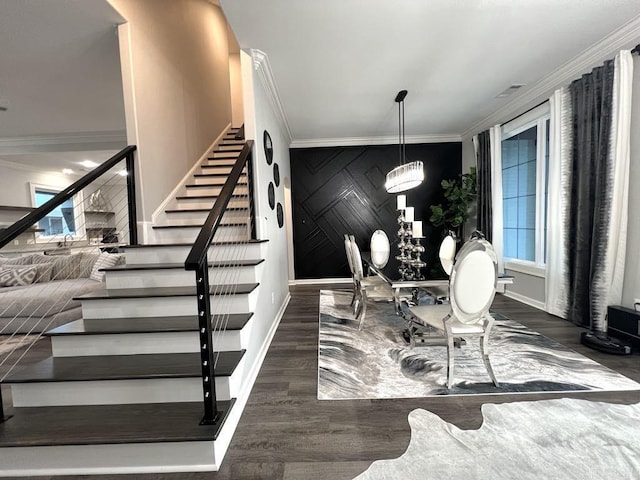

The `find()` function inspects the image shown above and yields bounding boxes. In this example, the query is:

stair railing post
[195,261,219,425]
[246,150,257,240]
[125,150,138,246]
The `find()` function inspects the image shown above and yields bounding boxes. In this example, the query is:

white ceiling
[0,0,126,172]
[220,0,640,144]
[1,0,639,175]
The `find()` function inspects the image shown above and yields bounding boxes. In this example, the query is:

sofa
[0,251,123,334]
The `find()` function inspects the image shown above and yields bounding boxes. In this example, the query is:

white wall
[239,48,291,379]
[0,163,74,208]
[109,0,233,235]
[463,51,640,311]
[621,57,640,308]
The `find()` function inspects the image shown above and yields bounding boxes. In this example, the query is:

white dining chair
[408,238,500,388]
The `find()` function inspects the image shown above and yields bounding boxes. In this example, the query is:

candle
[413,220,423,238]
[405,207,414,223]
[397,195,406,210]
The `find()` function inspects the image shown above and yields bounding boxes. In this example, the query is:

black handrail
[0,146,138,249]
[185,140,253,270]
[184,139,253,425]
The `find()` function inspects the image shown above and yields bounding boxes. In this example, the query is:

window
[31,184,84,240]
[501,104,550,266]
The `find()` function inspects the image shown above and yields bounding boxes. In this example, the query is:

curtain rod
[500,99,548,127]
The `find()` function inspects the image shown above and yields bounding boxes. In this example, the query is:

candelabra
[395,198,425,281]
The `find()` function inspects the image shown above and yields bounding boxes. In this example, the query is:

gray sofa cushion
[0,278,104,318]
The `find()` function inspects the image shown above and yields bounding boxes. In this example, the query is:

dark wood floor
[4,284,640,480]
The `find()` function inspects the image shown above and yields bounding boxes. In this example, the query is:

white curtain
[488,124,505,292]
[601,50,633,323]
[545,87,572,317]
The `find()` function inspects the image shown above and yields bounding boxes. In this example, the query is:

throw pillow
[0,265,38,287]
[89,252,121,282]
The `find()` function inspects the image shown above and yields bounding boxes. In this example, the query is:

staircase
[0,128,272,475]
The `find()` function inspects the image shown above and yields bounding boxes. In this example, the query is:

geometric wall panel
[291,142,461,279]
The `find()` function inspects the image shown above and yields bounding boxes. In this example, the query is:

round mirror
[277,203,284,228]
[263,130,273,165]
[273,163,280,187]
[268,182,275,210]
[370,230,390,268]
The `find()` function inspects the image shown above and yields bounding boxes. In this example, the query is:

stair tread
[0,400,234,447]
[193,172,246,178]
[75,283,259,299]
[45,313,253,336]
[185,182,247,188]
[3,351,245,383]
[165,207,248,213]
[122,239,267,249]
[102,259,264,271]
[175,194,247,201]
[152,222,248,229]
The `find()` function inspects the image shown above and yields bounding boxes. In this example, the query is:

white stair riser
[171,198,249,209]
[50,329,248,357]
[193,174,246,186]
[105,264,262,289]
[200,165,232,175]
[124,242,266,265]
[80,290,258,319]
[152,224,249,243]
[161,210,249,224]
[10,366,244,407]
[204,159,242,168]
[0,441,221,476]
[182,186,248,197]
[209,152,240,159]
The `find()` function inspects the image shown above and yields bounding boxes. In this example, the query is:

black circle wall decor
[268,182,275,210]
[273,163,280,187]
[263,130,273,165]
[276,202,284,228]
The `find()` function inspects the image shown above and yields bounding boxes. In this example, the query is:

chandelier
[384,90,424,193]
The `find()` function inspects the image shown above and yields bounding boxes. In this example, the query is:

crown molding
[462,13,640,138]
[251,49,293,144]
[0,157,72,175]
[290,133,461,149]
[0,130,127,155]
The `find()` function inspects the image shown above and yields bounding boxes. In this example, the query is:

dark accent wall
[291,143,462,279]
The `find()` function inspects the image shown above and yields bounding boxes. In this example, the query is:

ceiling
[2,0,639,175]
[220,0,640,145]
[0,0,126,173]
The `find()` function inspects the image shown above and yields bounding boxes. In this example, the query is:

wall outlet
[13,239,19,246]
[271,292,275,305]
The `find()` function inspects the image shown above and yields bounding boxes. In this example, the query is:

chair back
[370,230,390,268]
[438,234,456,275]
[449,242,497,324]
[348,237,365,281]
[344,234,355,276]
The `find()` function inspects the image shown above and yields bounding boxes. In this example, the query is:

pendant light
[384,90,424,193]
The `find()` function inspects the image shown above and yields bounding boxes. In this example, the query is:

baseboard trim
[503,289,546,311]
[209,291,291,469]
[289,278,352,286]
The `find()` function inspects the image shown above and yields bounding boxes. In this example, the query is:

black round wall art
[263,130,273,165]
[273,163,280,187]
[277,202,284,228]
[268,182,275,210]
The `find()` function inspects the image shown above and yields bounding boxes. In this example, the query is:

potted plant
[429,167,477,241]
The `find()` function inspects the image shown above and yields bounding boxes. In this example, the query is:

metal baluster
[196,263,219,425]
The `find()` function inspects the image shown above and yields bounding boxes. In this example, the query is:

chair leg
[357,291,368,331]
[480,334,499,387]
[350,288,356,307]
[446,334,455,388]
